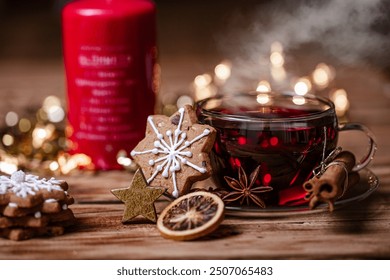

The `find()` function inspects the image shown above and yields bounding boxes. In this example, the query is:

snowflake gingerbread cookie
[0,171,64,199]
[0,170,75,241]
[131,105,216,198]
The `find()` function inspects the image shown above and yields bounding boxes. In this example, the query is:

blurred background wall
[0,0,388,64]
[0,0,262,62]
[0,0,389,105]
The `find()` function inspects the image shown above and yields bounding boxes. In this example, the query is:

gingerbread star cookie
[111,169,165,223]
[130,105,216,198]
[0,170,75,241]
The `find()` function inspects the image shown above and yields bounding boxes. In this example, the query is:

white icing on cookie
[131,108,209,198]
[0,170,63,198]
[8,202,18,208]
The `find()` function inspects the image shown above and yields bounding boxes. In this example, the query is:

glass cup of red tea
[196,91,376,208]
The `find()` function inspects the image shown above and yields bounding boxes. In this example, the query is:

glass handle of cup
[339,123,377,172]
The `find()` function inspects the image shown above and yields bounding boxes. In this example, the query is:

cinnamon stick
[303,151,360,211]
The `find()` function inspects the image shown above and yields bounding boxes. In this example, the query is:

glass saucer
[225,168,379,218]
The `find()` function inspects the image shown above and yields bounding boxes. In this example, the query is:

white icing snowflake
[131,107,210,198]
[0,170,63,198]
[0,181,7,195]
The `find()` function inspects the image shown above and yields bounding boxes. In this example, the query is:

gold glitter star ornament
[111,169,165,223]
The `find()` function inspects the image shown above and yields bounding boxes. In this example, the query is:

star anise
[223,165,273,208]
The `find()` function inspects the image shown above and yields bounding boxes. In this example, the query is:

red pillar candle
[62,0,157,170]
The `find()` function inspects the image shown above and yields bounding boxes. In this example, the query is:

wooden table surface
[0,59,390,259]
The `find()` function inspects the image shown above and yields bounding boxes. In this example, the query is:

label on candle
[74,45,137,142]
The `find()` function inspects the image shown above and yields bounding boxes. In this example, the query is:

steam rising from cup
[220,0,388,93]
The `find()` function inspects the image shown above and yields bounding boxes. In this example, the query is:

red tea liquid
[198,105,338,206]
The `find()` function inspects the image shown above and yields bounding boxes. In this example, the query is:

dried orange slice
[157,191,225,241]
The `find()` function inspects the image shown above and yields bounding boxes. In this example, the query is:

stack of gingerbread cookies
[0,170,75,241]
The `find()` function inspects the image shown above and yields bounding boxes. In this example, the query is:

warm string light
[292,95,306,105]
[161,61,231,116]
[193,73,217,101]
[256,93,271,105]
[194,74,212,88]
[312,63,335,89]
[256,80,271,93]
[214,60,232,82]
[0,151,18,174]
[56,153,93,175]
[192,60,232,102]
[330,88,350,116]
[293,77,312,96]
[5,111,19,127]
[0,96,94,175]
[270,41,287,82]
[117,149,138,172]
[42,96,65,123]
[254,43,347,115]
[162,44,347,127]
